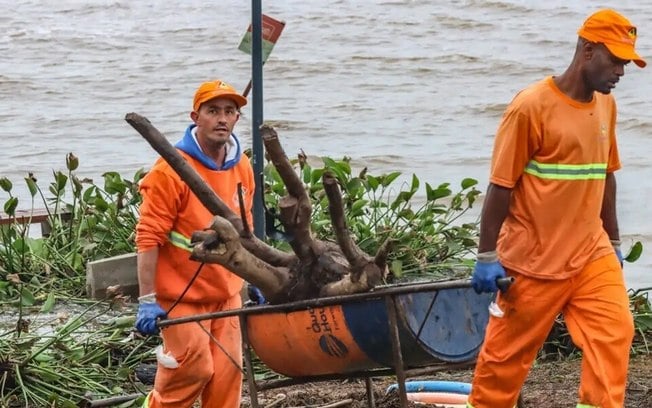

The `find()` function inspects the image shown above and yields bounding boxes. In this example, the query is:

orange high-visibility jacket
[136,125,254,303]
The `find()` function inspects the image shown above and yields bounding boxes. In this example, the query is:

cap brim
[605,43,647,68]
[202,92,248,109]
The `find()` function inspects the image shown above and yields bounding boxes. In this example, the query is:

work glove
[135,293,167,335]
[611,239,623,267]
[471,251,507,294]
[247,284,267,305]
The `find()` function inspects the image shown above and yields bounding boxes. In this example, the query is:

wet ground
[243,354,652,407]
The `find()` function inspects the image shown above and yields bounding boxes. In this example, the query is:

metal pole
[240,314,260,408]
[251,0,265,239]
[365,377,376,408]
[158,278,494,328]
[385,295,408,407]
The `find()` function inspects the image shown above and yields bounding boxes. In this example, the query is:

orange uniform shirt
[136,150,254,303]
[491,76,620,279]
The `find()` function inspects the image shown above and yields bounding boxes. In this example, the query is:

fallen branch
[125,112,295,268]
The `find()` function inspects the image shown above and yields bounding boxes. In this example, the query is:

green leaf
[4,197,18,215]
[350,199,368,215]
[426,183,452,201]
[20,287,36,306]
[25,176,38,197]
[390,191,414,210]
[108,315,136,328]
[40,292,56,312]
[634,315,652,330]
[71,175,83,196]
[312,219,331,228]
[322,157,338,169]
[625,241,643,263]
[390,260,403,278]
[11,238,28,254]
[311,168,325,185]
[0,177,12,192]
[381,171,401,187]
[94,196,110,212]
[410,174,420,192]
[33,351,56,363]
[54,170,68,192]
[366,175,379,191]
[346,178,364,197]
[325,166,346,183]
[133,167,147,183]
[82,185,97,203]
[461,178,478,189]
[104,172,126,194]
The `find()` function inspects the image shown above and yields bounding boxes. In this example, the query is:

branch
[125,112,239,225]
[190,217,292,303]
[261,124,317,260]
[322,172,367,269]
[260,124,308,199]
[373,238,392,272]
[236,183,252,239]
[319,270,371,297]
[125,112,296,267]
[278,196,314,261]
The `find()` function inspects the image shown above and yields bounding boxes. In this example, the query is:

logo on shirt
[599,124,608,141]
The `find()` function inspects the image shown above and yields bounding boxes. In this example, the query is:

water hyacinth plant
[0,302,153,407]
[0,152,648,407]
[0,153,144,301]
[263,153,481,281]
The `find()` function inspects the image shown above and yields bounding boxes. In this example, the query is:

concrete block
[86,252,139,301]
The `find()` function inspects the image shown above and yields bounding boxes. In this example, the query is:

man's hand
[472,251,507,293]
[135,293,167,335]
[247,285,267,305]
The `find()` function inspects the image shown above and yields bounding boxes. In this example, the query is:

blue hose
[386,380,471,395]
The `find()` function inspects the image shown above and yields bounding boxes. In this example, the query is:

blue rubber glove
[471,251,507,294]
[135,294,167,335]
[247,285,267,305]
[612,240,623,267]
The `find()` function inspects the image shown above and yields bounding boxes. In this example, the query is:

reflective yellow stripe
[142,392,151,407]
[466,403,474,408]
[169,231,192,252]
[576,404,599,408]
[524,160,607,180]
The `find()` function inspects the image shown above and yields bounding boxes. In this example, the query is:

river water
[1,1,650,289]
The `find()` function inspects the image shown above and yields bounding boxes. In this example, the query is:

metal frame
[233,280,479,408]
[88,279,484,407]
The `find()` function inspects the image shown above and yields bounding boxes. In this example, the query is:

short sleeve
[489,98,540,188]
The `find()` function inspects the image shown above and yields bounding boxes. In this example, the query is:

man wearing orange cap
[467,9,645,408]
[134,79,253,407]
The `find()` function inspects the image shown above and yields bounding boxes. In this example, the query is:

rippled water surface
[1,0,651,288]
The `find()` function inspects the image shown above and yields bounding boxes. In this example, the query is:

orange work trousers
[467,253,634,408]
[145,294,243,408]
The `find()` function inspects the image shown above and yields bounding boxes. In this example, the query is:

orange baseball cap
[577,9,646,68]
[193,80,247,111]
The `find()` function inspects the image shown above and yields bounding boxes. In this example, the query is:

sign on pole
[238,14,285,63]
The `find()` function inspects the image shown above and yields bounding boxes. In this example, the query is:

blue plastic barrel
[342,286,493,366]
[247,285,493,376]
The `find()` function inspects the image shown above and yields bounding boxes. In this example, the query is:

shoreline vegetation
[0,154,650,407]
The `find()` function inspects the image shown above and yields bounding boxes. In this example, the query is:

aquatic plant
[0,152,648,406]
[0,153,144,301]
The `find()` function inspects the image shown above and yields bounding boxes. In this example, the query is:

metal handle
[496,276,515,292]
